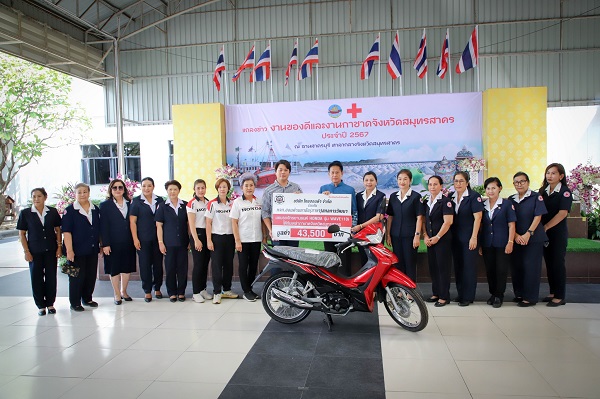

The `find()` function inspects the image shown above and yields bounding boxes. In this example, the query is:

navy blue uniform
[541,184,572,300]
[481,198,517,300]
[100,200,136,277]
[451,189,484,303]
[509,191,547,303]
[61,203,100,307]
[356,189,387,266]
[17,206,61,309]
[386,190,424,281]
[424,196,454,301]
[155,200,189,297]
[130,195,165,294]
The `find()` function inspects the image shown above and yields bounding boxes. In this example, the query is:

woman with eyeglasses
[450,171,484,306]
[540,163,572,307]
[156,180,189,302]
[130,177,165,302]
[17,188,62,316]
[423,176,454,307]
[508,172,547,307]
[100,179,137,305]
[480,177,516,308]
[62,183,101,312]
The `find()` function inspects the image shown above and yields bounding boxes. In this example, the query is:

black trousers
[482,246,510,299]
[427,237,452,301]
[69,253,98,307]
[391,235,418,282]
[138,239,164,294]
[29,251,57,309]
[512,242,544,303]
[164,246,188,296]
[544,230,568,299]
[324,241,352,275]
[191,228,211,294]
[211,234,235,294]
[238,241,261,293]
[452,238,478,302]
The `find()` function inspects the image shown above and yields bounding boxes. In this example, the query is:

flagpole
[476,25,480,92]
[316,38,319,100]
[224,44,229,105]
[268,40,273,103]
[252,41,256,104]
[397,31,403,96]
[377,32,381,97]
[424,29,429,95]
[295,38,299,102]
[447,29,453,94]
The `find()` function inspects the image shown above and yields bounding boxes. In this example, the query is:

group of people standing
[378,163,572,308]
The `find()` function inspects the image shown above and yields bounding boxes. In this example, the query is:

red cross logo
[346,103,362,118]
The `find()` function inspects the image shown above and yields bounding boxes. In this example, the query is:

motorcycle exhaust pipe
[271,288,314,309]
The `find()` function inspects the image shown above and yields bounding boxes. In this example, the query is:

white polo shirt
[205,197,233,235]
[186,197,208,228]
[230,196,263,243]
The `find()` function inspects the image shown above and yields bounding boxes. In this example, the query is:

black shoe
[518,300,535,307]
[243,292,258,302]
[434,300,448,307]
[178,296,186,302]
[458,301,470,307]
[83,301,98,308]
[512,297,523,303]
[425,296,439,303]
[546,299,565,307]
[144,296,152,303]
[542,296,554,302]
[492,297,503,308]
[155,292,163,299]
[114,299,122,305]
[453,296,462,302]
[38,309,46,316]
[122,295,133,302]
[169,296,177,303]
[487,295,495,305]
[70,305,85,312]
[47,307,56,314]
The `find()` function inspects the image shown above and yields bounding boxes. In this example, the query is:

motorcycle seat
[264,246,341,269]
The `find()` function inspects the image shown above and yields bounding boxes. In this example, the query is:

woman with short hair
[17,188,62,316]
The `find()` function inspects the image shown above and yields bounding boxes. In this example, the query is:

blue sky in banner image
[225,93,482,196]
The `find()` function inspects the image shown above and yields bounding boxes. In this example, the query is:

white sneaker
[200,289,213,300]
[213,293,222,304]
[192,293,205,303]
[221,290,238,299]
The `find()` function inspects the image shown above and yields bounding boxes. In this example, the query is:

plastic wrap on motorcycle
[265,246,341,269]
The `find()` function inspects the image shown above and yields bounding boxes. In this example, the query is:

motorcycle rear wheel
[262,271,312,324]
[383,284,428,332]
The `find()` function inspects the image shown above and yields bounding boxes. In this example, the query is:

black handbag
[59,258,80,277]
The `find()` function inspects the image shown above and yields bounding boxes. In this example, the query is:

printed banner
[225,92,482,197]
[271,193,352,242]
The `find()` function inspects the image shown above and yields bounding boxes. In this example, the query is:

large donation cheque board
[271,193,352,242]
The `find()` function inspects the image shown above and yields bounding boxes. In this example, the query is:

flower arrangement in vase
[54,182,77,216]
[215,164,241,201]
[458,157,486,186]
[567,162,600,213]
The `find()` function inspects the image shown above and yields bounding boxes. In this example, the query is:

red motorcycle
[255,223,428,332]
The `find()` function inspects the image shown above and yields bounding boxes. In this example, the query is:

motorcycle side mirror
[327,224,340,234]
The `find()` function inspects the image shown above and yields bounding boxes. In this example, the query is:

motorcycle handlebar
[335,239,358,254]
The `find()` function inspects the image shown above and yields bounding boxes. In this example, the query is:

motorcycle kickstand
[323,314,334,332]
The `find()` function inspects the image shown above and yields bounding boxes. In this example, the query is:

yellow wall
[483,87,547,196]
[172,103,225,199]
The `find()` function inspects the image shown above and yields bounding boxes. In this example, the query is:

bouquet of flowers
[567,162,600,213]
[458,157,486,172]
[215,164,241,200]
[100,174,140,199]
[55,182,77,216]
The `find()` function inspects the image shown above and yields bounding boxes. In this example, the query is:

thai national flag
[299,39,318,80]
[360,34,380,80]
[413,29,427,79]
[213,46,225,91]
[456,26,478,74]
[284,41,298,86]
[231,45,255,82]
[387,32,402,79]
[436,30,450,79]
[252,45,271,82]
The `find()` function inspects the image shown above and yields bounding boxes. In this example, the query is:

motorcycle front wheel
[261,271,312,324]
[383,284,429,332]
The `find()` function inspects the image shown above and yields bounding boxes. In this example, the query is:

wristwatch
[527,229,534,236]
